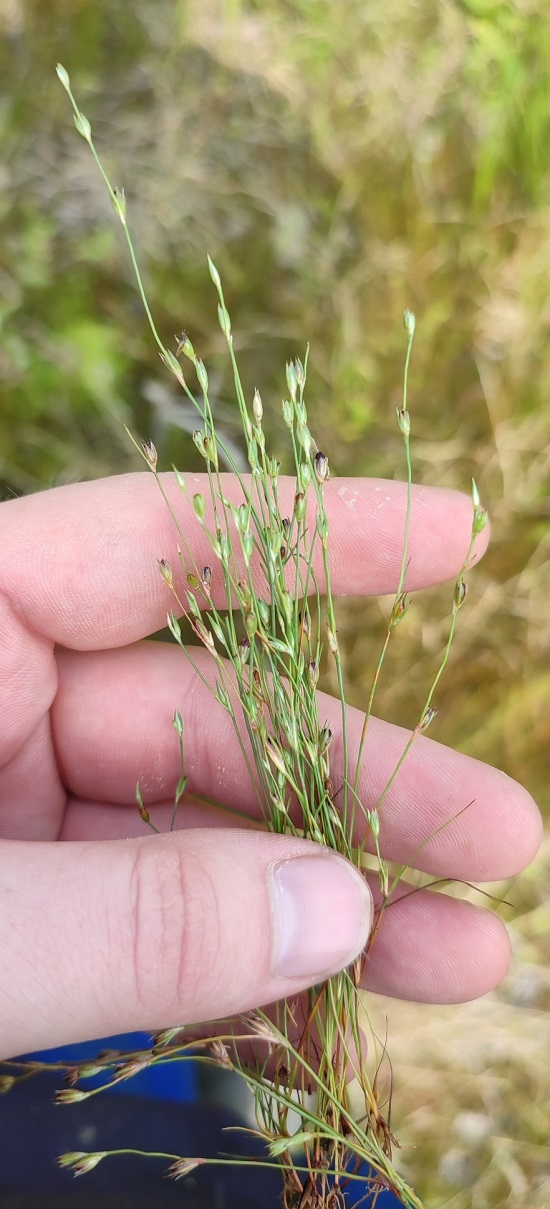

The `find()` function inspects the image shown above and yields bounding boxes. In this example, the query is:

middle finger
[53,642,540,881]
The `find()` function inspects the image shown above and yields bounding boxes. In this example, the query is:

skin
[0,472,542,1059]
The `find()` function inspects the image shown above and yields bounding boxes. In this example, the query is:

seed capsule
[141,439,158,470]
[294,492,306,522]
[252,388,263,425]
[314,451,330,484]
[308,660,319,687]
[158,558,173,584]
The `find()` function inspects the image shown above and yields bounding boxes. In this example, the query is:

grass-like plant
[16,66,486,1209]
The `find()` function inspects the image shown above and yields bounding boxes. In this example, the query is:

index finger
[0,472,486,650]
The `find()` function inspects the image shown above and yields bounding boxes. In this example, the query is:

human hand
[0,473,541,1058]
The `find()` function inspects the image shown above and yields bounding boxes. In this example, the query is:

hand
[0,473,541,1059]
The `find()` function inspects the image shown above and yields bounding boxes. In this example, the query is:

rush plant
[11,66,487,1209]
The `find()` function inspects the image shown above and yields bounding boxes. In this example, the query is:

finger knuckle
[128,839,220,1021]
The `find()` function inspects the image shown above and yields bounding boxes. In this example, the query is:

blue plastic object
[6,1033,404,1206]
[25,1030,197,1102]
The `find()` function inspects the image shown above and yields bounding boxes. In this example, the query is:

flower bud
[242,530,254,563]
[473,506,489,536]
[195,359,209,393]
[74,111,92,142]
[454,578,467,608]
[193,493,206,520]
[235,578,251,608]
[158,558,173,584]
[299,427,311,459]
[319,724,333,755]
[282,400,293,429]
[167,611,181,642]
[216,682,231,710]
[300,461,312,488]
[396,407,410,436]
[112,186,126,223]
[391,592,409,626]
[257,598,270,628]
[299,609,311,641]
[207,255,222,290]
[244,610,257,638]
[294,491,306,522]
[253,388,263,425]
[316,512,329,542]
[264,734,287,777]
[326,626,339,655]
[369,810,380,839]
[403,309,416,337]
[235,503,248,533]
[217,303,231,337]
[286,360,298,402]
[203,433,218,467]
[56,63,70,89]
[308,659,319,687]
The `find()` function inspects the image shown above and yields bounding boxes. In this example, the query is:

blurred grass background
[0,0,549,1204]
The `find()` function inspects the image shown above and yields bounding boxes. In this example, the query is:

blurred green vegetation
[1,0,549,1203]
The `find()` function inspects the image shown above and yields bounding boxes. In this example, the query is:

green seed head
[473,506,489,536]
[176,332,195,359]
[245,610,257,638]
[242,530,254,563]
[286,360,298,402]
[403,309,416,337]
[396,406,411,436]
[193,492,206,520]
[282,399,293,427]
[294,491,306,522]
[195,359,209,393]
[454,578,467,608]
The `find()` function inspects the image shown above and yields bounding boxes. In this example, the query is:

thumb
[1,829,373,1057]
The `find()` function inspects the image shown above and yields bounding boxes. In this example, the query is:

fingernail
[270,853,373,981]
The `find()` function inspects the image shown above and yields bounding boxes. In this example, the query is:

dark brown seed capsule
[314,451,330,483]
